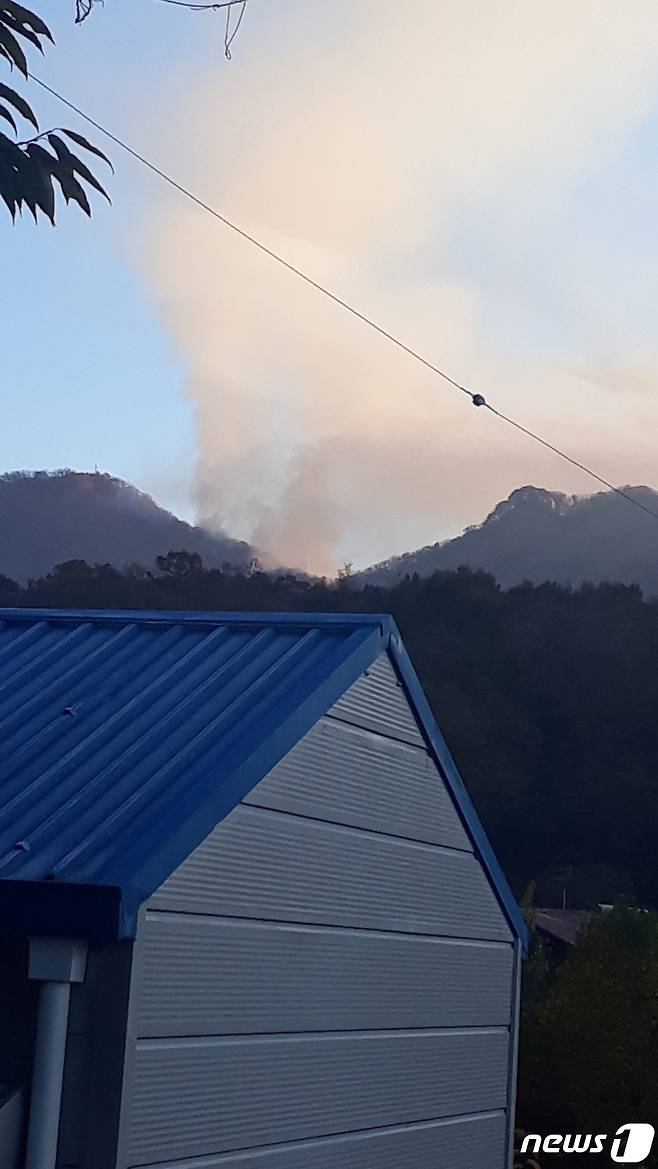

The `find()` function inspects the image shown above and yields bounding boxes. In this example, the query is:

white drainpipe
[25,938,88,1169]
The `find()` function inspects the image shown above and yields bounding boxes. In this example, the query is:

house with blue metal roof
[0,608,525,1169]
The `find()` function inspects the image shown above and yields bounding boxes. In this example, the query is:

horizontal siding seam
[237,799,474,856]
[316,713,429,754]
[142,909,513,949]
[142,907,510,944]
[231,803,475,859]
[324,709,426,748]
[135,1025,510,1049]
[125,1108,507,1169]
[134,1026,513,1042]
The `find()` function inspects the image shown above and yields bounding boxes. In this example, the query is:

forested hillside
[3,555,657,910]
[5,474,658,596]
[360,484,658,595]
[0,471,253,581]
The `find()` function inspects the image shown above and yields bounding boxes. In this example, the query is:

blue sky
[2,0,221,515]
[5,2,658,569]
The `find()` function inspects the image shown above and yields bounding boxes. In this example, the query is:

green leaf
[60,128,113,171]
[0,130,58,222]
[1,14,42,54]
[0,22,28,76]
[0,126,23,164]
[0,133,38,219]
[0,81,38,128]
[0,149,21,217]
[0,101,16,132]
[48,133,111,202]
[1,2,53,41]
[14,165,37,219]
[24,141,55,222]
[1,191,18,218]
[47,153,92,216]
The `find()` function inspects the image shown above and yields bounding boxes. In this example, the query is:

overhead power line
[30,75,658,527]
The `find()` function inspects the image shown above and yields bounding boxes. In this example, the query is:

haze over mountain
[359,485,658,595]
[0,471,254,583]
[3,473,658,595]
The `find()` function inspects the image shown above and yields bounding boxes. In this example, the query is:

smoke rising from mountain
[144,0,658,573]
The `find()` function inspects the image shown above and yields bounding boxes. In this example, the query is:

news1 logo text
[520,1124,655,1163]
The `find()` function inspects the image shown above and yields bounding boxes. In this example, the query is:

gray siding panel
[150,804,510,941]
[136,913,513,1036]
[328,654,425,746]
[58,942,134,1169]
[244,716,471,851]
[127,1111,507,1169]
[127,1028,509,1164]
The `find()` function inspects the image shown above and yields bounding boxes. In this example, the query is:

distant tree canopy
[4,558,658,911]
[0,1,111,221]
[518,905,658,1164]
[155,549,204,582]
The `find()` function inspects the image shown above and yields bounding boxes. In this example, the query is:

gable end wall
[116,652,517,1169]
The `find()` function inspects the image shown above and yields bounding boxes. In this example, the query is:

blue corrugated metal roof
[0,608,526,947]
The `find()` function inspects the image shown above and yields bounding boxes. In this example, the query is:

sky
[4,0,658,572]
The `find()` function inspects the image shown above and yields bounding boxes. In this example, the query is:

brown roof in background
[534,909,595,946]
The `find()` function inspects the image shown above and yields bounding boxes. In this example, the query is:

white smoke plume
[144,0,658,573]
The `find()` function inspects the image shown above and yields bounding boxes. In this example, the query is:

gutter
[0,880,122,941]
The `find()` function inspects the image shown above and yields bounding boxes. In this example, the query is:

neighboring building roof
[0,608,527,947]
[534,909,595,946]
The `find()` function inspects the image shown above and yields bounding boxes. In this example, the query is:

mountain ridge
[358,484,658,594]
[0,470,254,583]
[3,472,658,594]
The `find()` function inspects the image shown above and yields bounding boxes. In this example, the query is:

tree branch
[152,0,246,10]
[76,0,246,23]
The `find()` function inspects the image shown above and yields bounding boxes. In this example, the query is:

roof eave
[0,879,123,941]
[0,608,398,634]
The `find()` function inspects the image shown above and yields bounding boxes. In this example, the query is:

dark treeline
[518,905,658,1166]
[3,550,658,910]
